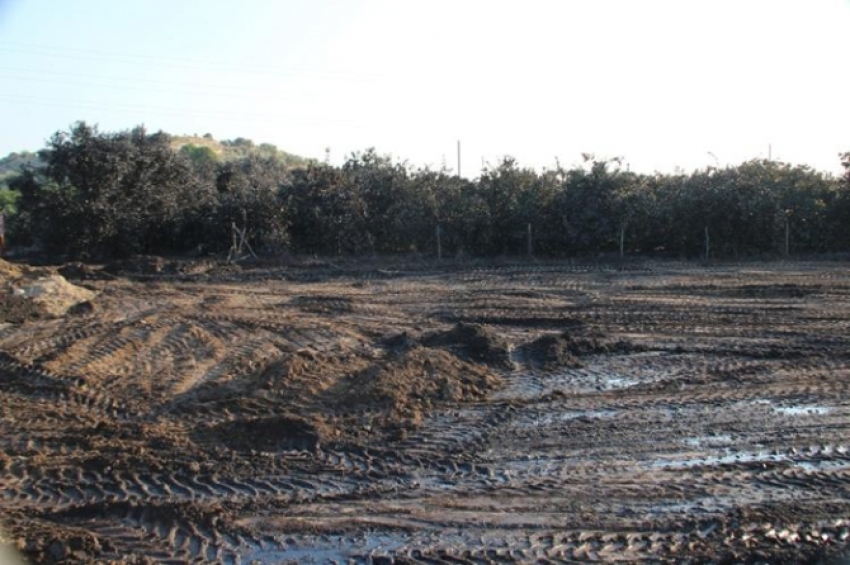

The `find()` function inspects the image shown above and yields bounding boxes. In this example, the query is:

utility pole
[768,144,772,161]
[457,140,461,178]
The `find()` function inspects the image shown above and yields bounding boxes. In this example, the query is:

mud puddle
[517,408,619,428]
[240,533,410,565]
[652,449,783,469]
[683,435,734,447]
[494,362,645,400]
[773,404,834,416]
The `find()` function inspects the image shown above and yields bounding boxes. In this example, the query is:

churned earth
[2,257,850,564]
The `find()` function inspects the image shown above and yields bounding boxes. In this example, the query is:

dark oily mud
[520,330,644,371]
[422,322,513,369]
[207,414,327,452]
[2,259,850,563]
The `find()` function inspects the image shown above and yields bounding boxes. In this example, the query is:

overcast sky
[1,0,848,176]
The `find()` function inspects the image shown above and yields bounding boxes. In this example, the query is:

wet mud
[2,259,850,563]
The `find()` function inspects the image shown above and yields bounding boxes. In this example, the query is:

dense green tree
[0,186,19,216]
[5,121,850,261]
[215,155,291,252]
[557,156,632,254]
[13,122,214,258]
[340,149,410,254]
[611,174,654,257]
[475,158,533,255]
[284,163,358,255]
[828,152,850,250]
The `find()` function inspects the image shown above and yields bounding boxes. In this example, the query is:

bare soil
[3,258,850,563]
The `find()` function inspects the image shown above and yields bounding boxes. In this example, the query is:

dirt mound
[523,334,586,370]
[523,331,644,370]
[209,414,327,452]
[0,258,24,280]
[16,275,95,316]
[423,323,513,369]
[0,264,96,323]
[335,347,502,415]
[0,258,56,281]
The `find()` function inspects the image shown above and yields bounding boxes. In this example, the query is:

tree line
[5,122,850,260]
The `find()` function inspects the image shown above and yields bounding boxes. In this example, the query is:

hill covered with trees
[5,121,850,260]
[0,152,40,215]
[169,134,313,169]
[0,151,41,178]
[0,131,312,219]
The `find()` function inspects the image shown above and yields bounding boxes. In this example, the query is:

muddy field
[2,258,850,564]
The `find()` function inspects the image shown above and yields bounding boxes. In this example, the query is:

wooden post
[436,223,442,260]
[228,222,258,262]
[227,222,238,263]
[704,225,710,260]
[527,223,533,257]
[239,226,258,260]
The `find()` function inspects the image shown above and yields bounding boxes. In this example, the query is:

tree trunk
[436,223,442,260]
[704,225,710,260]
[527,223,533,257]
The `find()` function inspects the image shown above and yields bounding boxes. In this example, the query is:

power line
[0,72,323,102]
[0,66,313,91]
[0,43,380,82]
[0,94,359,127]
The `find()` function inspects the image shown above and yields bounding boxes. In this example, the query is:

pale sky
[1,0,848,176]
